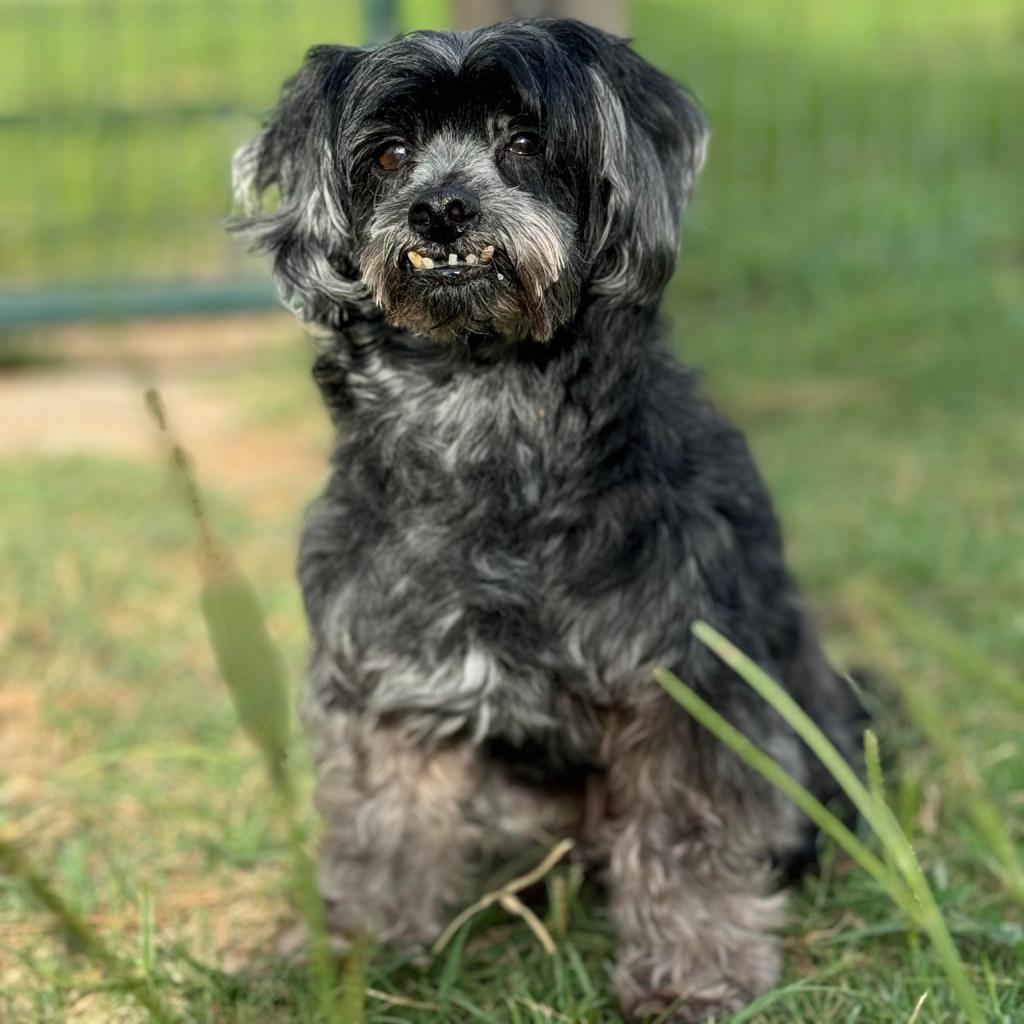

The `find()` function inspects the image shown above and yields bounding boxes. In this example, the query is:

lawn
[1,1,1022,1022]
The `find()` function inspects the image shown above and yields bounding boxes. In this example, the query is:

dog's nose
[407,185,480,244]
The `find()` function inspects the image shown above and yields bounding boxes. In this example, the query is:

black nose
[407,185,481,244]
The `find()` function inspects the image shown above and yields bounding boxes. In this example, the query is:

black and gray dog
[232,18,864,1022]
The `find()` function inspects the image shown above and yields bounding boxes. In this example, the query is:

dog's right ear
[230,45,367,329]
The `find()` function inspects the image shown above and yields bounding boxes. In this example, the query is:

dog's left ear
[582,32,708,304]
[230,45,367,329]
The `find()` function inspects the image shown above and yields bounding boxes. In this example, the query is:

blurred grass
[2,0,1023,1022]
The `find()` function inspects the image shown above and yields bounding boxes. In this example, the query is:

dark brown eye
[376,142,410,172]
[507,131,540,156]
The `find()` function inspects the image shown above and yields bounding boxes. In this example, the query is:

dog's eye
[376,143,410,172]
[507,131,540,157]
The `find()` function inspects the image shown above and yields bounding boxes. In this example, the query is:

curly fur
[231,18,865,1022]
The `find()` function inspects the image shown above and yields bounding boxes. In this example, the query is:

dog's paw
[271,918,351,963]
[615,951,775,1023]
[621,986,750,1023]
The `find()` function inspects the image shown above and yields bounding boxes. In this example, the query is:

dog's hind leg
[307,712,480,950]
[468,765,584,855]
[605,690,799,1024]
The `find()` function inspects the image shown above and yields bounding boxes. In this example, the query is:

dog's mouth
[403,244,504,286]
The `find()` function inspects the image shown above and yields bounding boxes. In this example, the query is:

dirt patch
[0,367,232,460]
[0,313,331,513]
[0,686,65,805]
[12,312,297,369]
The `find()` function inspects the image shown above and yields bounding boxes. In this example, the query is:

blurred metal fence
[0,0,1017,327]
[0,0,414,325]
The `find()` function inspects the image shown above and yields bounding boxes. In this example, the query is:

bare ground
[0,313,330,507]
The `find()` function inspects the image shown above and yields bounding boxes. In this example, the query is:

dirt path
[0,313,331,511]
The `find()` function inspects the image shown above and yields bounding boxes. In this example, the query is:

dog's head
[232,19,707,341]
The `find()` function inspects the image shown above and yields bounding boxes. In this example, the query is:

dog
[231,19,865,1022]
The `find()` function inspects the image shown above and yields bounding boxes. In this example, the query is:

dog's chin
[384,293,529,343]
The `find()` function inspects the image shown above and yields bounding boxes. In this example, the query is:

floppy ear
[586,37,708,304]
[230,45,367,329]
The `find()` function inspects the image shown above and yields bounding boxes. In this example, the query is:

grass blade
[653,668,914,915]
[145,386,344,1023]
[339,932,367,1024]
[0,839,175,1024]
[864,729,886,812]
[660,620,987,1024]
[199,568,292,794]
[691,621,884,844]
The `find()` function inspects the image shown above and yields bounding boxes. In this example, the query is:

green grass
[2,0,1023,1021]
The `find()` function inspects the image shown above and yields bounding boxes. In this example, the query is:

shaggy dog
[232,19,864,1022]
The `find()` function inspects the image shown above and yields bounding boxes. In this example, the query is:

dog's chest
[362,352,571,505]
[314,356,680,746]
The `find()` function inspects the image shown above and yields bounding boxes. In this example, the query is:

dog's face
[233,20,707,341]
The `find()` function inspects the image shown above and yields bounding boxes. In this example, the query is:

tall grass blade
[864,730,887,818]
[652,669,913,915]
[661,621,986,1024]
[339,932,367,1024]
[145,388,291,792]
[690,622,880,839]
[139,884,155,979]
[863,730,893,873]
[144,386,344,1023]
[200,570,292,793]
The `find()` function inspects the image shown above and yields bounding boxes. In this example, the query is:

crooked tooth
[465,253,478,265]
[420,256,435,269]
[407,250,424,268]
[479,245,495,263]
[497,273,505,281]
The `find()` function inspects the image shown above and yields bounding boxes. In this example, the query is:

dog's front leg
[308,713,479,950]
[606,693,787,1024]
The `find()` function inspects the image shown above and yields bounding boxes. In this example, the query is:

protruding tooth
[479,245,495,263]
[497,273,505,281]
[421,256,435,269]
[465,253,478,265]
[448,253,458,265]
[407,250,424,268]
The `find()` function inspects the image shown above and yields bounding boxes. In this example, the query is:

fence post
[366,0,400,44]
[451,0,626,34]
